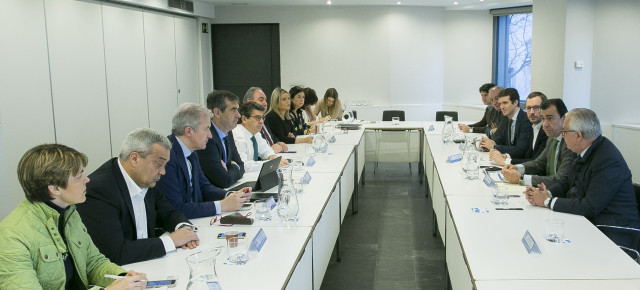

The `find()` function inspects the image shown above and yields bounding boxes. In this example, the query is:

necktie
[223,136,229,164]
[261,126,274,146]
[547,138,559,175]
[507,119,514,146]
[250,136,259,161]
[186,154,196,202]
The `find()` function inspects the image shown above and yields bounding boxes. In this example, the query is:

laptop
[228,157,281,198]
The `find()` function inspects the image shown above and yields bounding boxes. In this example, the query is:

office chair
[435,111,458,121]
[596,183,640,264]
[352,110,357,119]
[375,110,411,174]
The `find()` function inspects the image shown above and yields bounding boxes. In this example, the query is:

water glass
[392,117,400,125]
[254,200,272,221]
[226,231,248,264]
[462,150,479,180]
[291,172,305,194]
[545,219,565,243]
[492,185,509,205]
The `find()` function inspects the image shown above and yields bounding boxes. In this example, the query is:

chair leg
[409,163,412,174]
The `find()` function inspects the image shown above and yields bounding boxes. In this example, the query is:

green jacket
[0,200,125,289]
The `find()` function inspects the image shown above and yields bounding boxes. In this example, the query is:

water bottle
[276,166,299,222]
[442,115,454,144]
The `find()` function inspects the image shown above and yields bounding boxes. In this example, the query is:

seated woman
[264,87,313,144]
[0,144,147,290]
[288,86,311,135]
[313,87,343,120]
[302,87,330,127]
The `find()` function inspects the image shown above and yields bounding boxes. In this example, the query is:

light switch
[575,61,584,69]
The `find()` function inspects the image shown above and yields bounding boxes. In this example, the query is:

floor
[320,162,447,290]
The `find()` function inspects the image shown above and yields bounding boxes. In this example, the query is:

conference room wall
[211,6,448,110]
[0,0,202,220]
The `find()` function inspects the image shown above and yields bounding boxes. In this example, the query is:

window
[492,7,533,102]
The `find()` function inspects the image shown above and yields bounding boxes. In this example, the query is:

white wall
[211,6,447,110]
[562,0,594,109]
[531,0,567,99]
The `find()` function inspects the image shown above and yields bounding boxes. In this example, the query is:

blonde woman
[264,88,313,144]
[313,87,343,120]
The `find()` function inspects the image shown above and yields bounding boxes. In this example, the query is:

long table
[421,122,640,289]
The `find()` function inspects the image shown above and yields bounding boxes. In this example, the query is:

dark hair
[18,144,88,203]
[527,91,547,102]
[540,98,568,118]
[324,88,339,102]
[206,90,239,112]
[289,86,305,101]
[498,88,520,104]
[479,83,496,93]
[239,102,264,118]
[303,87,318,107]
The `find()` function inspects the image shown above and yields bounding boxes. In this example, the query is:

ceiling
[201,0,531,10]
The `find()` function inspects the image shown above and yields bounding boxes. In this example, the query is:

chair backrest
[352,110,357,119]
[436,111,459,121]
[382,110,405,121]
[634,183,640,216]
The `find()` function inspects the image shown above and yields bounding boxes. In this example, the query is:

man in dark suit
[479,88,533,159]
[490,92,548,165]
[156,103,251,219]
[458,83,496,133]
[501,99,577,187]
[77,128,199,265]
[526,108,640,247]
[485,86,505,138]
[243,87,288,153]
[198,90,244,188]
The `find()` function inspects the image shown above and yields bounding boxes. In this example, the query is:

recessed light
[453,2,459,4]
[327,0,332,4]
[396,1,401,4]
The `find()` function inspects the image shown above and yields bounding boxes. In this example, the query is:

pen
[104,274,146,282]
[508,195,520,198]
[495,208,523,210]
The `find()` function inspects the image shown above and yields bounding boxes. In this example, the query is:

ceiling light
[453,2,459,4]
[396,1,401,4]
[327,0,331,4]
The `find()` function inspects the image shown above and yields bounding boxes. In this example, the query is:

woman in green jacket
[0,144,147,289]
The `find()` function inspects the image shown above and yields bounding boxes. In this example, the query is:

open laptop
[228,157,281,199]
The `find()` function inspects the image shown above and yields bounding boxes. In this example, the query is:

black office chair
[596,183,640,264]
[352,110,357,119]
[376,110,411,174]
[435,111,458,121]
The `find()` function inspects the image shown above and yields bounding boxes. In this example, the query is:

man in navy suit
[526,108,640,247]
[489,91,548,165]
[197,90,244,188]
[77,128,199,265]
[479,88,533,159]
[156,103,251,219]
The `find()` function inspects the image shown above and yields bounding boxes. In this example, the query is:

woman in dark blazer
[264,88,312,144]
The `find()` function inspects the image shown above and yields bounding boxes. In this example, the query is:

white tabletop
[475,279,640,290]
[362,121,425,130]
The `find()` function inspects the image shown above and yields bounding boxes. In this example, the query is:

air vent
[168,0,194,12]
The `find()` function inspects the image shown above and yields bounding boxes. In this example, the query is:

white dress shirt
[117,159,176,253]
[233,124,276,172]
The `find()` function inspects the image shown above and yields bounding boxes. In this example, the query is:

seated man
[525,108,640,247]
[198,90,244,188]
[156,103,251,219]
[244,87,288,153]
[486,86,505,138]
[233,102,289,172]
[500,99,576,186]
[458,83,496,133]
[479,88,532,159]
[77,128,199,265]
[490,92,548,165]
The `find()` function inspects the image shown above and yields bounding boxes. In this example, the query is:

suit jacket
[76,158,189,265]
[548,136,640,231]
[486,110,506,138]
[260,123,279,144]
[264,111,296,144]
[523,137,577,187]
[197,124,244,188]
[156,135,228,219]
[511,124,548,164]
[469,106,491,133]
[492,109,532,159]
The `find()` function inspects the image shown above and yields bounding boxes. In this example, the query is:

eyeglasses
[248,115,264,121]
[560,130,577,136]
[525,106,541,112]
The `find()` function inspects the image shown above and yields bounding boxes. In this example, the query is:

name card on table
[522,230,541,254]
[483,170,496,187]
[446,154,462,163]
[265,196,276,210]
[249,228,268,253]
[306,156,316,167]
[428,125,435,131]
[303,171,312,184]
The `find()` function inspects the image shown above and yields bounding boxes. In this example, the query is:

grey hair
[565,108,601,139]
[171,103,212,136]
[489,86,504,93]
[243,87,263,103]
[119,128,171,160]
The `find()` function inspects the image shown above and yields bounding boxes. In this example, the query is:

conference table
[123,121,640,289]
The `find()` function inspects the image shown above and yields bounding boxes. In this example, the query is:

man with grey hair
[77,128,199,265]
[156,103,251,219]
[525,108,639,247]
[244,87,287,153]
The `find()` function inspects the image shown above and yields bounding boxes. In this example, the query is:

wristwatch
[543,197,551,208]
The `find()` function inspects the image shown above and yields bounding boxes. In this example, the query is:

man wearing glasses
[525,108,639,247]
[489,92,548,165]
[233,102,289,172]
[499,99,576,187]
